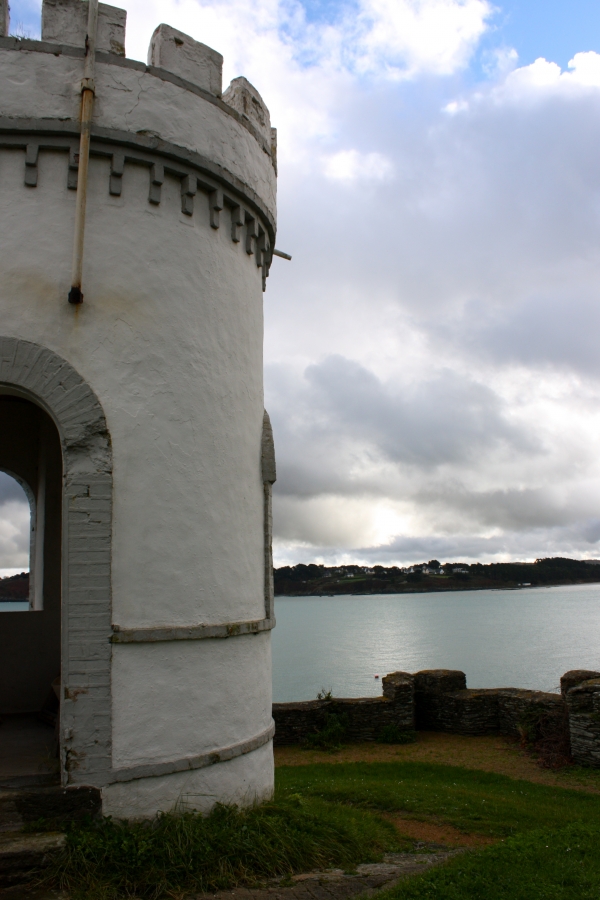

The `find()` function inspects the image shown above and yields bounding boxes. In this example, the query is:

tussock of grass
[45,798,397,900]
[380,823,600,899]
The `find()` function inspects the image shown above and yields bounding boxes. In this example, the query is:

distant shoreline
[274,558,600,597]
[275,579,600,598]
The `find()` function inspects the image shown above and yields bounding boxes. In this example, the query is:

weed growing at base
[379,823,600,900]
[46,798,397,900]
[377,725,418,744]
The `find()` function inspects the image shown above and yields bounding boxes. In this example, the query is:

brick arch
[0,337,113,787]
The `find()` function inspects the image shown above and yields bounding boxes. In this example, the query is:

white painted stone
[0,3,276,818]
[42,0,127,56]
[102,741,274,818]
[0,0,9,38]
[148,24,222,98]
[0,51,276,218]
[0,148,266,628]
[223,77,271,145]
[111,634,272,766]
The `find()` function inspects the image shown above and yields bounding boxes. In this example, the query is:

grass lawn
[379,823,600,900]
[276,761,600,837]
[275,756,600,900]
[274,731,600,793]
[44,736,600,899]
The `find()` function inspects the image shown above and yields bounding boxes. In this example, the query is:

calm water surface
[272,583,600,701]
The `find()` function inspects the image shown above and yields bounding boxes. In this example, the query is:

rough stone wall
[414,670,566,737]
[564,674,600,766]
[414,670,466,730]
[561,670,600,696]
[273,668,599,764]
[496,689,566,737]
[273,672,414,745]
[0,0,8,37]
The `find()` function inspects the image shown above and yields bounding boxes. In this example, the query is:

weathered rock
[561,670,600,696]
[273,672,414,745]
[496,689,566,737]
[565,678,600,766]
[414,670,467,730]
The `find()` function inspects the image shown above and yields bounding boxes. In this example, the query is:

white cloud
[495,51,600,102]
[120,0,493,77]
[0,501,30,570]
[355,0,493,78]
[0,475,30,570]
[322,149,394,182]
[264,47,600,565]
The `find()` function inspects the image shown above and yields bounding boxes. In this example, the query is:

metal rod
[272,249,292,260]
[68,0,99,305]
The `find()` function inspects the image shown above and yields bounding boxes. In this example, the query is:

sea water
[272,583,600,701]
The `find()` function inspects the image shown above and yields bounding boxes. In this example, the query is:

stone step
[0,832,65,888]
[0,774,60,790]
[0,785,100,834]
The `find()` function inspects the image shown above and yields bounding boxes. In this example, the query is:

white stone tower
[0,0,277,817]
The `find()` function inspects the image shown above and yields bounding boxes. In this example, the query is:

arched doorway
[0,338,113,789]
[0,396,63,784]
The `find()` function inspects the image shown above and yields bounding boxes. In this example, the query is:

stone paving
[190,849,461,900]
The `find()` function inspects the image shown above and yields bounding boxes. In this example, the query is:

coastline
[275,578,600,598]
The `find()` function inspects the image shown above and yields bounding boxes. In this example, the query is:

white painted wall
[103,741,275,819]
[112,634,272,767]
[0,51,276,219]
[0,150,267,628]
[0,22,276,814]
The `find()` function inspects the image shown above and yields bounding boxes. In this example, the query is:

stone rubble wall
[273,667,600,766]
[272,672,414,746]
[564,674,600,766]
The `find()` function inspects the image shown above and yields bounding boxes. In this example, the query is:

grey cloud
[269,79,600,380]
[442,291,600,376]
[415,485,594,531]
[304,356,536,465]
[265,63,600,564]
[274,518,600,568]
[0,471,29,506]
[267,355,538,499]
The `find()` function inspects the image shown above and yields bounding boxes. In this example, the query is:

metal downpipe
[68,0,99,305]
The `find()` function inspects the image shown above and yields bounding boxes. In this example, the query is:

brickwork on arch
[0,337,113,786]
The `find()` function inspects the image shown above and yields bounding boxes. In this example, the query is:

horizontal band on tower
[111,616,275,643]
[0,122,275,289]
[0,120,275,241]
[109,721,275,783]
[0,38,274,161]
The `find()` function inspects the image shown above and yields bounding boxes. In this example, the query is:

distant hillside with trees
[274,558,600,596]
[0,572,29,601]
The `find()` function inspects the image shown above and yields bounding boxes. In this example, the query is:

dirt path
[189,852,461,900]
[275,731,600,793]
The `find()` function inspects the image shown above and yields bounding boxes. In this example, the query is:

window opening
[0,470,33,611]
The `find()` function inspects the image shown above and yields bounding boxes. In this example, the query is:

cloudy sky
[4,0,600,572]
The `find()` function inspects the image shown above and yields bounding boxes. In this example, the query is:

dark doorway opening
[0,395,62,786]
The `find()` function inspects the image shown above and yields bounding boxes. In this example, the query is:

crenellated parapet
[0,0,277,287]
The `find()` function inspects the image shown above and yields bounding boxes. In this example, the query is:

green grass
[379,824,600,899]
[44,761,600,899]
[45,797,398,900]
[276,761,600,836]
